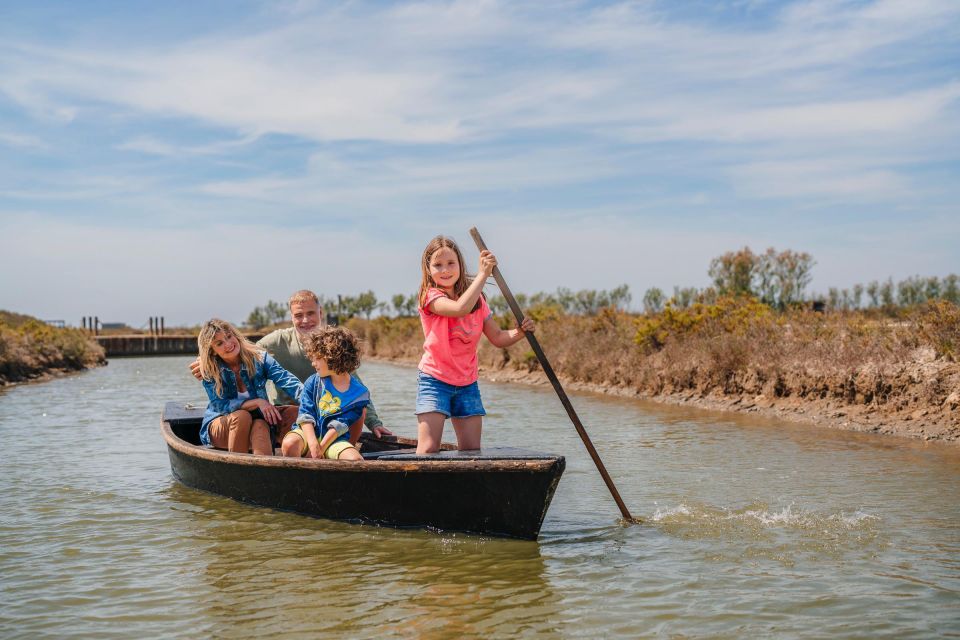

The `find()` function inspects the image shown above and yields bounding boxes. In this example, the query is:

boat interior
[162,402,558,461]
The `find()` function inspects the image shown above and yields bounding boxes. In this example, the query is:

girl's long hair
[197,318,264,397]
[417,235,482,311]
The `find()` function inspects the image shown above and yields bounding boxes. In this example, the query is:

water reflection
[166,483,561,638]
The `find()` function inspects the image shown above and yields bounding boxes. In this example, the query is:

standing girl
[197,318,303,456]
[415,236,535,454]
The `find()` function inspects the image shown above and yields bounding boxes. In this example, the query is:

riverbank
[0,311,106,386]
[347,299,960,444]
[370,353,960,443]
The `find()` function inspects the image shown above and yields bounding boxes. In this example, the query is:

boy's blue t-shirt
[295,373,370,438]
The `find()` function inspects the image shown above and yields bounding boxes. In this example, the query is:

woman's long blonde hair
[418,235,482,311]
[197,318,264,397]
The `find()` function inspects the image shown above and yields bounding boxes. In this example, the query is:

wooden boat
[161,402,565,540]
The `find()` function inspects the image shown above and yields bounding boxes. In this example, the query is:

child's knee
[280,434,302,457]
[338,447,362,461]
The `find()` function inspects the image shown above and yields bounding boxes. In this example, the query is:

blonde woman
[197,319,303,455]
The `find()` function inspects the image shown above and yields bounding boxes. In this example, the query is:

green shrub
[634,295,773,351]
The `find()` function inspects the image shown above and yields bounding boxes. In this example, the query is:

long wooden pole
[469,227,635,522]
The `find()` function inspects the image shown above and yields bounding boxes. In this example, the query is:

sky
[1,0,958,328]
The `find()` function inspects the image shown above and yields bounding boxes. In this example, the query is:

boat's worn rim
[161,417,562,474]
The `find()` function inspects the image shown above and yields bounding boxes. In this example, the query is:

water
[1,357,958,638]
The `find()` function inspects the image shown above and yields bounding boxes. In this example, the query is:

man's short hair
[288,289,320,309]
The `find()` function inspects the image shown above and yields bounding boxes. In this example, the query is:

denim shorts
[415,371,486,418]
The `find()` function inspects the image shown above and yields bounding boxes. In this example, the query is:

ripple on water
[2,358,960,639]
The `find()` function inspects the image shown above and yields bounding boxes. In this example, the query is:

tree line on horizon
[244,247,959,329]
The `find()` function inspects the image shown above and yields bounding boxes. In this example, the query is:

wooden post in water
[469,227,636,522]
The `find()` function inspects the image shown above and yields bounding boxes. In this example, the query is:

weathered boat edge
[160,409,565,540]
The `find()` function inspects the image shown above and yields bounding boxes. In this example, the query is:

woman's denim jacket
[200,353,304,446]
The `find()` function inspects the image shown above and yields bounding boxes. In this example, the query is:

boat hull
[162,403,564,539]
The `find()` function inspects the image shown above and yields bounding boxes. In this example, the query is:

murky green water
[1,357,958,638]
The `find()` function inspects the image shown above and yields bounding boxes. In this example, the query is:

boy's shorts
[287,427,357,459]
[415,371,486,419]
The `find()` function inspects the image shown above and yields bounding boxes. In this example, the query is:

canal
[1,357,958,638]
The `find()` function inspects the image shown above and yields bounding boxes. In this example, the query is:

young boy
[280,326,369,461]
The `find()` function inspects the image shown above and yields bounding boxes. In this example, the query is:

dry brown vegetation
[0,311,106,385]
[346,298,960,443]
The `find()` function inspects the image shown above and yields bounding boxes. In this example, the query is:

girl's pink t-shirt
[418,288,492,386]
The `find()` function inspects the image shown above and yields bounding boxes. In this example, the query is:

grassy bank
[345,298,960,442]
[0,311,106,385]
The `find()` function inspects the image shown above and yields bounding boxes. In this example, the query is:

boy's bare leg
[280,432,300,457]
[337,446,362,461]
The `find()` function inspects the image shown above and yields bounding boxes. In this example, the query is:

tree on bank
[709,247,814,309]
[246,300,287,329]
[391,294,418,317]
[643,287,665,314]
[487,284,632,317]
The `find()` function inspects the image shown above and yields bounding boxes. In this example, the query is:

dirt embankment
[371,351,960,443]
[347,302,960,445]
[0,311,106,386]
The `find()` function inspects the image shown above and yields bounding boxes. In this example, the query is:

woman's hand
[478,250,497,278]
[256,398,282,425]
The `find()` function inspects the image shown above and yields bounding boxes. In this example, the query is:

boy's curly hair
[303,326,361,374]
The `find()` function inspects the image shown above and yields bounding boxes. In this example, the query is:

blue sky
[1,0,958,327]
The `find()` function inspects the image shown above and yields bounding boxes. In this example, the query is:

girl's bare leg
[451,415,482,451]
[416,412,447,454]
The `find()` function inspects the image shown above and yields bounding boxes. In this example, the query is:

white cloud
[115,132,263,157]
[637,83,960,143]
[729,159,908,200]
[1,1,958,325]
[0,130,48,150]
[115,136,180,156]
[196,144,625,207]
[3,1,956,147]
